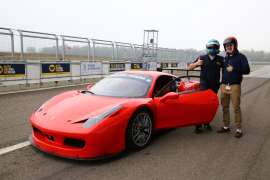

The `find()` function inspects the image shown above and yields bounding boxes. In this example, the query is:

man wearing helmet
[188,39,224,134]
[217,37,250,138]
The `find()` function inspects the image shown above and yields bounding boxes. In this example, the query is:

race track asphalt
[0,77,270,180]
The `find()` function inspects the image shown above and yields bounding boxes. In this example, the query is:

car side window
[153,75,175,97]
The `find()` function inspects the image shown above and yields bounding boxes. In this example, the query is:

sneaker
[204,124,212,131]
[235,130,243,138]
[194,125,203,134]
[217,127,230,133]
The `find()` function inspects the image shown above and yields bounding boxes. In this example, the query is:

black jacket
[222,51,250,85]
[194,54,224,93]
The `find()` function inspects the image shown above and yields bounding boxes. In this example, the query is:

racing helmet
[206,39,220,55]
[223,36,238,50]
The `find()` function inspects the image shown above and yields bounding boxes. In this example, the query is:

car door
[154,89,218,129]
[176,89,218,126]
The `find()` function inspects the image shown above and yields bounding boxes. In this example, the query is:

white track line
[0,141,31,156]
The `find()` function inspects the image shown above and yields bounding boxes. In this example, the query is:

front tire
[126,110,153,150]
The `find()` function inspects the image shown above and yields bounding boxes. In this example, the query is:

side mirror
[86,83,93,90]
[160,92,179,103]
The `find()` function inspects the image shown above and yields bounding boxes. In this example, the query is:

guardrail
[61,35,90,60]
[0,28,15,57]
[0,61,190,85]
[1,27,270,65]
[18,29,59,60]
[1,27,269,88]
[0,27,193,62]
[92,39,115,61]
[0,59,269,93]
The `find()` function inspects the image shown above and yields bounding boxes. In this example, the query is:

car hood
[35,91,130,125]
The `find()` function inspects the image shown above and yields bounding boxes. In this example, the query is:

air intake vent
[64,138,85,148]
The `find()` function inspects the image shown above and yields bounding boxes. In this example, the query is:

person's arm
[240,55,250,74]
[188,58,203,70]
[231,55,250,74]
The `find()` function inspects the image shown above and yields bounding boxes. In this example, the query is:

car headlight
[83,104,123,128]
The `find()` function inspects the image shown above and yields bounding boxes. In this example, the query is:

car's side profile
[29,71,218,159]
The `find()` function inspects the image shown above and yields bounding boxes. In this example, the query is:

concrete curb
[0,83,90,95]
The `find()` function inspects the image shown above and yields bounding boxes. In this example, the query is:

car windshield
[90,73,152,98]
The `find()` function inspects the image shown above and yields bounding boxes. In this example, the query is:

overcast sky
[1,0,270,51]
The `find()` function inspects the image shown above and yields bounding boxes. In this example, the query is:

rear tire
[126,110,153,150]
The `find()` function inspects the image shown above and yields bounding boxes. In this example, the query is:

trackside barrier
[1,27,269,65]
[0,27,195,62]
[0,27,269,92]
[0,28,14,57]
[92,39,115,61]
[0,61,268,93]
[0,61,187,86]
[115,42,133,61]
[17,30,59,60]
[61,35,90,60]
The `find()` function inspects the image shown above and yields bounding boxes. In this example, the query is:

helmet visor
[223,37,237,47]
[206,44,219,49]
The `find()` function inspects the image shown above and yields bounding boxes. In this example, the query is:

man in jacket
[188,39,224,133]
[217,37,250,138]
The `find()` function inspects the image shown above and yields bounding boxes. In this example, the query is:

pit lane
[1,70,270,180]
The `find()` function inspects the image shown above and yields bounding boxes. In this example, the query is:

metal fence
[115,42,133,61]
[92,39,114,61]
[0,28,14,57]
[61,35,90,60]
[0,27,192,63]
[133,44,143,61]
[18,30,59,60]
[1,27,270,64]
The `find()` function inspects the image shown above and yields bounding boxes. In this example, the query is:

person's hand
[196,59,203,66]
[227,65,233,72]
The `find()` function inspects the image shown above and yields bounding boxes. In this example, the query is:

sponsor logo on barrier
[42,63,70,76]
[109,63,125,72]
[131,63,143,70]
[171,63,178,68]
[0,64,25,77]
[81,62,102,75]
[161,63,169,68]
[148,62,157,71]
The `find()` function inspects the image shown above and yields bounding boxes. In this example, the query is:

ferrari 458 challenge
[29,70,218,159]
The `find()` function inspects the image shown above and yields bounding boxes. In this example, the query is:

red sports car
[29,71,218,159]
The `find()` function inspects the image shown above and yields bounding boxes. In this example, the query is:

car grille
[32,126,85,148]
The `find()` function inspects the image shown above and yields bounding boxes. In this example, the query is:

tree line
[26,45,270,62]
